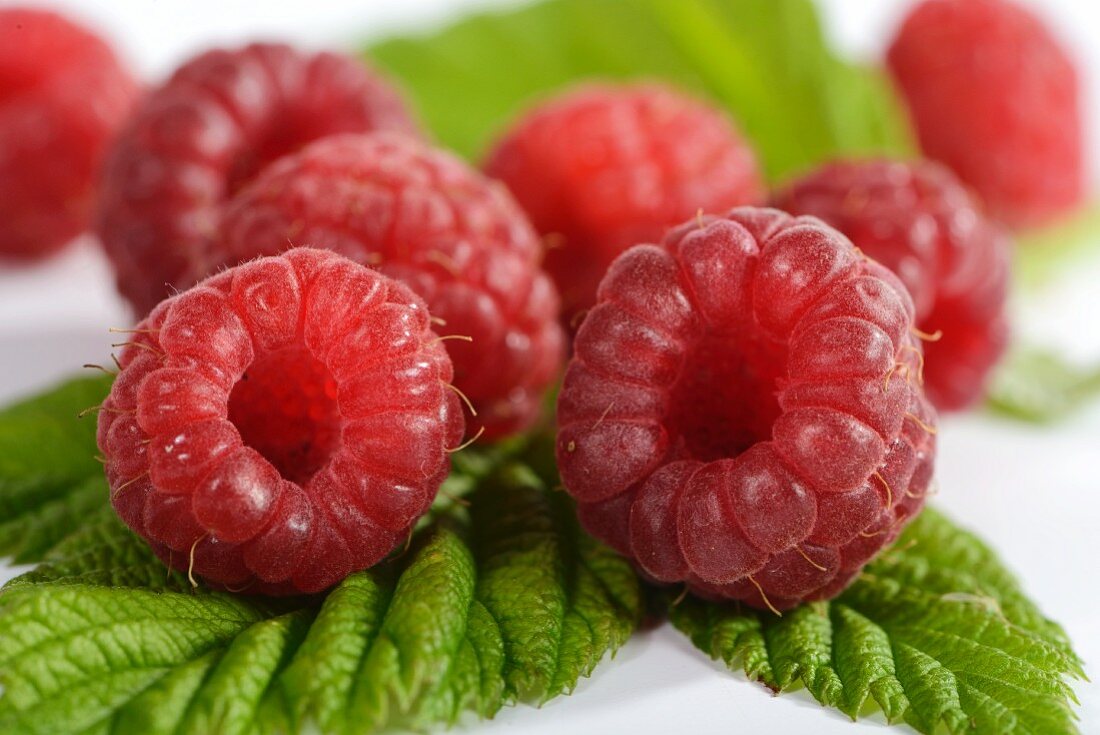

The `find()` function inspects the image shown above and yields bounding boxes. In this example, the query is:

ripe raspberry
[886,0,1082,228]
[484,84,764,324]
[96,43,418,315]
[97,248,464,595]
[774,160,1010,411]
[557,207,937,611]
[0,8,137,258]
[216,133,565,439]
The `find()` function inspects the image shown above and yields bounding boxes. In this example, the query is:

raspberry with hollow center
[216,132,565,439]
[96,42,418,315]
[484,83,765,325]
[774,159,1010,411]
[0,7,138,258]
[557,207,937,611]
[97,248,464,595]
[886,0,1082,228]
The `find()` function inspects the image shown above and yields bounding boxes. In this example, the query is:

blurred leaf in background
[366,0,914,182]
[987,347,1100,423]
[1014,203,1100,290]
[367,0,1100,422]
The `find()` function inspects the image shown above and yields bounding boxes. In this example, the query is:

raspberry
[557,207,937,611]
[97,248,464,595]
[484,84,764,324]
[216,133,565,439]
[0,8,137,258]
[96,43,418,315]
[774,160,1010,411]
[886,0,1082,228]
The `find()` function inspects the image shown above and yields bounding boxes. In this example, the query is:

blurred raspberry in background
[485,84,764,326]
[0,7,138,259]
[887,0,1083,229]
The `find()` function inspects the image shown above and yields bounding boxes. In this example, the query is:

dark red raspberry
[484,84,764,324]
[216,133,565,439]
[97,248,464,595]
[774,160,1010,411]
[0,8,137,258]
[96,43,418,315]
[557,207,937,611]
[886,0,1082,228]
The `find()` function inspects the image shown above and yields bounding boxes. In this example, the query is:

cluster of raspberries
[5,0,1076,605]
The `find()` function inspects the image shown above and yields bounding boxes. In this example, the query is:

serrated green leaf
[0,458,643,735]
[762,603,841,702]
[0,375,112,563]
[669,508,1083,734]
[470,464,640,702]
[0,584,269,735]
[268,570,392,733]
[986,348,1100,424]
[869,509,1080,668]
[366,0,912,181]
[4,508,191,592]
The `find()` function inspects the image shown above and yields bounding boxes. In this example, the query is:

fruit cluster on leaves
[0,376,1085,735]
[0,378,642,735]
[0,0,1092,733]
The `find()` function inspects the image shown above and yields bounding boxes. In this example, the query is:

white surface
[1,1,1099,733]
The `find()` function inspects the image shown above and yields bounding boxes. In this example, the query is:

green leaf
[0,374,109,480]
[4,509,192,592]
[986,348,1100,423]
[469,463,639,701]
[0,460,643,735]
[0,375,112,563]
[366,0,912,181]
[669,507,1083,734]
[1015,203,1100,290]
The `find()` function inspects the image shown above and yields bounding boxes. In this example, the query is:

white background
[1,1,1098,733]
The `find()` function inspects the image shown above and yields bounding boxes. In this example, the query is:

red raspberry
[0,8,137,258]
[96,43,418,315]
[97,248,464,595]
[557,207,937,611]
[886,0,1082,228]
[216,133,565,439]
[484,84,764,324]
[774,160,1010,411]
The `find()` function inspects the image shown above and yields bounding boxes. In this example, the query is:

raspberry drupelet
[96,42,418,315]
[0,7,138,258]
[484,83,765,325]
[557,207,937,611]
[97,248,464,595]
[216,133,565,439]
[774,159,1010,411]
[887,0,1082,228]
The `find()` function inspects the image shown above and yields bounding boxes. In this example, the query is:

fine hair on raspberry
[217,132,565,439]
[557,207,937,611]
[774,159,1011,411]
[96,42,419,315]
[97,248,465,595]
[484,83,765,324]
